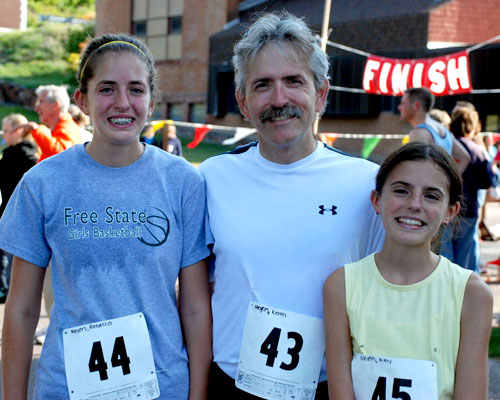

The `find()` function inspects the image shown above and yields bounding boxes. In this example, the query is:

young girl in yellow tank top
[323,142,493,399]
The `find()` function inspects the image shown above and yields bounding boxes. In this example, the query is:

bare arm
[323,268,355,400]
[454,274,493,400]
[16,122,39,137]
[178,260,212,400]
[161,130,169,152]
[409,128,470,174]
[408,128,433,144]
[2,257,46,400]
[451,137,471,175]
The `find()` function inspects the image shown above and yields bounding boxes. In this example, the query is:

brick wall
[429,0,500,45]
[1,0,23,30]
[158,0,230,96]
[332,14,429,53]
[95,0,132,35]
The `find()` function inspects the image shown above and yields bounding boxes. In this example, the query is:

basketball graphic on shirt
[138,207,170,247]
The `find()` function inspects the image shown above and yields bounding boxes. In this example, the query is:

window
[168,104,184,121]
[190,103,206,123]
[168,16,182,34]
[132,0,184,61]
[486,115,499,132]
[132,21,147,36]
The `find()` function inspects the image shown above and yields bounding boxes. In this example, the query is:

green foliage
[0,23,94,89]
[0,25,66,62]
[66,25,95,53]
[491,327,500,358]
[0,105,39,124]
[0,2,95,89]
[29,0,95,18]
[31,0,94,8]
[0,60,75,89]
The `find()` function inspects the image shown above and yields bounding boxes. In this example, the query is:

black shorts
[208,362,329,399]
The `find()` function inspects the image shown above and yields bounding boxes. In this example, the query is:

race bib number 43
[351,353,438,400]
[236,302,325,400]
[63,312,160,400]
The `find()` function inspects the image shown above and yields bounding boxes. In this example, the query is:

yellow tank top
[345,253,472,399]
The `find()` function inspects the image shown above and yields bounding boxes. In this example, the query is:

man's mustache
[260,105,303,122]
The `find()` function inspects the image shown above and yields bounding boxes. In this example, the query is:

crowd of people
[0,11,496,400]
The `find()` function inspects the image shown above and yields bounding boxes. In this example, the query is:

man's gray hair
[232,12,330,93]
[36,85,71,114]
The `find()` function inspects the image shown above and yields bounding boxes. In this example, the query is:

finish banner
[362,50,472,96]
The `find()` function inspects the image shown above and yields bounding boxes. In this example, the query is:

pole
[321,0,332,53]
[314,0,332,137]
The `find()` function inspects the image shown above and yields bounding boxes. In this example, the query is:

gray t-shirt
[0,144,210,399]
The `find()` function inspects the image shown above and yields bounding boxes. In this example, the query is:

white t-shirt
[200,141,385,382]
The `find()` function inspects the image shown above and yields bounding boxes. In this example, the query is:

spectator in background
[0,113,38,301]
[483,132,498,161]
[441,107,498,273]
[479,132,500,240]
[451,102,497,241]
[17,84,80,162]
[162,123,183,157]
[140,122,162,147]
[429,108,451,130]
[68,103,93,143]
[398,87,470,174]
[452,100,476,115]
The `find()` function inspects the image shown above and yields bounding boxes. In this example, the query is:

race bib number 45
[351,353,438,400]
[236,302,325,400]
[63,312,160,400]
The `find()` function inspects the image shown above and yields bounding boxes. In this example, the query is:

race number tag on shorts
[235,302,325,400]
[63,312,160,400]
[351,353,438,400]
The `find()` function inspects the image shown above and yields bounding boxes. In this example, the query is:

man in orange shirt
[16,85,81,344]
[19,85,81,162]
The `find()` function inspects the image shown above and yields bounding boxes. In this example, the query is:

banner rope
[466,33,500,53]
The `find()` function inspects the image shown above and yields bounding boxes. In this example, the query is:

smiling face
[236,43,329,163]
[371,159,459,249]
[75,51,153,150]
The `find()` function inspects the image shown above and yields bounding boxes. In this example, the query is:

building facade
[96,0,239,123]
[1,0,27,31]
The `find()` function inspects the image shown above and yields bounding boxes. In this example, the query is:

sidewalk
[0,202,499,399]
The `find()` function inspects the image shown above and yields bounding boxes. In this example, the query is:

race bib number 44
[351,353,438,400]
[236,302,325,400]
[63,312,159,400]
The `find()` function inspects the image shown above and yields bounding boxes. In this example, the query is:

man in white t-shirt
[200,12,385,399]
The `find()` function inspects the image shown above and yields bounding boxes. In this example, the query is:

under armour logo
[319,205,338,215]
